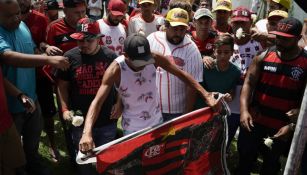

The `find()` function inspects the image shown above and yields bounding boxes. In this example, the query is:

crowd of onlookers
[0,0,306,174]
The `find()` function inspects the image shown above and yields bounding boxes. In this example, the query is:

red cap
[108,0,126,17]
[231,6,252,22]
[70,18,103,40]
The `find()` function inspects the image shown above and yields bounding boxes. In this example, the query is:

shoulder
[64,47,80,58]
[154,14,164,20]
[147,31,160,41]
[255,19,268,28]
[106,59,121,78]
[97,19,104,24]
[48,18,64,29]
[64,47,81,64]
[129,14,141,21]
[100,46,118,59]
[230,63,241,74]
[184,35,200,50]
[19,22,32,35]
[32,10,48,21]
[19,21,29,29]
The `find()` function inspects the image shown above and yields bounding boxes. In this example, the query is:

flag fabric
[93,107,229,175]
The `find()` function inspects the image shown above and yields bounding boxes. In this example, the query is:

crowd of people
[0,0,306,174]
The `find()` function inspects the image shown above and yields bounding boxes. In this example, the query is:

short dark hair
[169,0,192,14]
[214,33,234,50]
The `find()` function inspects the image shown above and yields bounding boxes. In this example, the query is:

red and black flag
[77,107,229,175]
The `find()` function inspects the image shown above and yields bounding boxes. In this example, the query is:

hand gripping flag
[77,100,230,175]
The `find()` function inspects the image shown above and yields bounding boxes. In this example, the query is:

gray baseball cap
[194,8,213,20]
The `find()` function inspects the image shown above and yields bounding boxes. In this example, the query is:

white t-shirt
[115,56,162,132]
[255,19,268,34]
[147,31,203,114]
[88,0,102,17]
[98,19,126,56]
[229,40,263,114]
[128,14,164,37]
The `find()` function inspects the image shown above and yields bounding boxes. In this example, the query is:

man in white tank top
[79,34,221,152]
[97,0,127,56]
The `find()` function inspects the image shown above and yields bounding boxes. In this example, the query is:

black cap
[63,0,86,8]
[124,33,155,67]
[269,17,303,38]
[46,0,61,10]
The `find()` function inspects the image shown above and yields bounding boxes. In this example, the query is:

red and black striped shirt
[253,48,307,129]
[46,18,77,53]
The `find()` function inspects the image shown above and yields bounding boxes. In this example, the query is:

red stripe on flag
[165,139,189,149]
[143,147,188,165]
[146,160,184,175]
[184,152,223,175]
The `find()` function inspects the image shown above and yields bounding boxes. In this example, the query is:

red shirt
[0,67,13,134]
[25,10,49,46]
[191,31,216,56]
[46,18,77,53]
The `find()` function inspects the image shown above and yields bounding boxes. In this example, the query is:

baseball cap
[45,0,62,10]
[138,0,155,4]
[63,0,86,8]
[166,8,189,27]
[124,33,155,67]
[70,18,103,40]
[272,0,291,10]
[268,10,288,20]
[231,6,252,22]
[269,17,302,38]
[108,0,127,17]
[213,0,232,12]
[194,8,213,20]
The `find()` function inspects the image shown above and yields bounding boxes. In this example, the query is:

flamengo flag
[77,107,229,175]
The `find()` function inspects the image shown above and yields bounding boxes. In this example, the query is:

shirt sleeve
[0,35,12,54]
[55,52,71,81]
[128,19,135,36]
[46,23,56,46]
[185,44,203,82]
[41,15,49,43]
